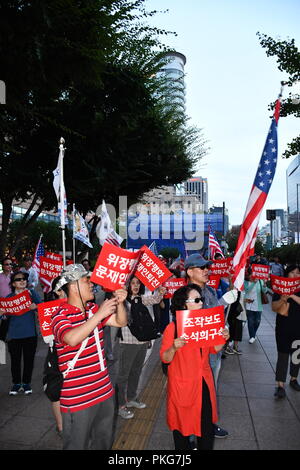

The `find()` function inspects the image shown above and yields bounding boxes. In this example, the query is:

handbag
[259,280,269,305]
[0,317,10,342]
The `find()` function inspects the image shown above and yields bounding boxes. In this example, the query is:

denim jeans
[209,351,222,389]
[246,310,262,339]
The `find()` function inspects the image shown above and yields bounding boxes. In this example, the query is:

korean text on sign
[37,298,65,339]
[209,258,231,277]
[91,244,140,291]
[40,257,63,281]
[134,245,172,292]
[270,274,300,296]
[163,278,187,298]
[207,275,220,290]
[176,305,225,348]
[251,264,270,281]
[0,290,32,316]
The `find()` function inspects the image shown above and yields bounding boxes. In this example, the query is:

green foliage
[267,244,300,265]
[159,247,180,259]
[257,32,300,158]
[0,0,206,257]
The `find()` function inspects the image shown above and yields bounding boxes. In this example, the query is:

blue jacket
[2,289,41,340]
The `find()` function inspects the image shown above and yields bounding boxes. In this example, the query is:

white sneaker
[249,337,256,344]
[126,400,146,409]
[118,407,134,419]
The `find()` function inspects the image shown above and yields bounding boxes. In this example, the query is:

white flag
[53,152,68,226]
[73,209,93,248]
[96,200,123,246]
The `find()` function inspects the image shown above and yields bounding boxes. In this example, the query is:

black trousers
[7,336,38,384]
[173,379,214,450]
[275,348,300,382]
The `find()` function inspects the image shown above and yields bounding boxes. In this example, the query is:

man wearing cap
[51,263,128,450]
[184,253,238,439]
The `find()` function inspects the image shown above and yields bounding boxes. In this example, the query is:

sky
[146,0,300,227]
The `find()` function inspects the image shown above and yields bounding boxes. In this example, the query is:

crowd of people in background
[0,249,299,451]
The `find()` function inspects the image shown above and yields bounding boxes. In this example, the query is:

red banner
[91,244,140,291]
[176,306,225,348]
[163,278,187,298]
[209,258,231,277]
[207,275,221,290]
[251,264,270,281]
[270,274,300,296]
[134,245,172,291]
[39,256,64,289]
[0,290,32,316]
[37,298,65,338]
[45,251,63,261]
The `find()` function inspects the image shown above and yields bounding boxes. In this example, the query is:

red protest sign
[0,290,32,316]
[207,275,220,290]
[209,258,231,277]
[134,245,172,291]
[270,274,300,296]
[251,264,270,281]
[176,306,225,348]
[45,251,63,262]
[39,256,63,290]
[91,243,140,291]
[163,278,187,298]
[37,298,65,339]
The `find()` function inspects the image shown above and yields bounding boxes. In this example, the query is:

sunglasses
[186,297,203,304]
[190,264,210,270]
[14,277,26,282]
[4,263,12,266]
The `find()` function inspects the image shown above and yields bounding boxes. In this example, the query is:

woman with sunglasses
[0,271,41,395]
[160,284,229,450]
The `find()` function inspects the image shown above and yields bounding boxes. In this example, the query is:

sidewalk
[0,302,300,450]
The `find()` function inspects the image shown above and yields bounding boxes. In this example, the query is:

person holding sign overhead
[160,284,229,450]
[0,271,41,395]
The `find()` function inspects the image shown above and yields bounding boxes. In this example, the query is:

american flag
[32,235,45,273]
[105,229,123,247]
[232,98,281,290]
[208,226,224,259]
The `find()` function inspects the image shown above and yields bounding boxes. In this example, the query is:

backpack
[128,296,159,342]
[43,344,63,402]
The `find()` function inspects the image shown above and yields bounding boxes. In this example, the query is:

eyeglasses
[14,277,26,282]
[190,265,210,270]
[186,297,203,304]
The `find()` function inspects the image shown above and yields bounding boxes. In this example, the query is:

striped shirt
[51,301,114,413]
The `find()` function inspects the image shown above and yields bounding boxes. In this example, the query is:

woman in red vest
[160,284,229,450]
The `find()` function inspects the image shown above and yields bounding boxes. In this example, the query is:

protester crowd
[0,249,299,451]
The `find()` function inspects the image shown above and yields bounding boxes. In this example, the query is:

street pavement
[0,300,300,450]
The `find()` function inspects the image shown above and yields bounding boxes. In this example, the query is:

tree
[0,1,206,257]
[257,32,300,158]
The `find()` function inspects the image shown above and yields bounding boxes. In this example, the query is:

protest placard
[45,251,63,262]
[176,305,225,348]
[0,290,32,316]
[91,243,140,291]
[134,245,172,291]
[162,278,187,298]
[39,256,64,290]
[270,274,300,296]
[251,264,270,281]
[37,298,65,341]
[207,275,221,290]
[209,258,231,277]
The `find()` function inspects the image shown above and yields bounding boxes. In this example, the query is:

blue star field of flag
[253,118,278,194]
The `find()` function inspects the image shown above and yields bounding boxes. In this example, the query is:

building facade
[286,154,300,243]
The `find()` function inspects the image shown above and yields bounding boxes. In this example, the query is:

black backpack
[43,344,63,402]
[128,296,159,342]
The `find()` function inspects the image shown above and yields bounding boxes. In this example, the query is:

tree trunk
[0,194,13,259]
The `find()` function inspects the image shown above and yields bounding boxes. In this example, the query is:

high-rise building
[286,154,300,242]
[184,176,208,213]
[158,51,186,116]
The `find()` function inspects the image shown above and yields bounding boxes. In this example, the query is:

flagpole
[59,138,66,267]
[72,203,76,263]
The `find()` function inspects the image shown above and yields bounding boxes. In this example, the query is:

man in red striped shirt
[51,264,127,450]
